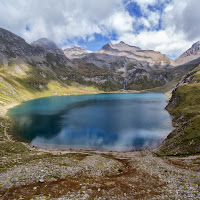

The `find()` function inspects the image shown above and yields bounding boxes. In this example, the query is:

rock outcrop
[175,41,200,66]
[157,65,200,156]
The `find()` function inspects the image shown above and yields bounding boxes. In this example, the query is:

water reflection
[8,93,174,151]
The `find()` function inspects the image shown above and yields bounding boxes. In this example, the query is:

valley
[0,27,200,199]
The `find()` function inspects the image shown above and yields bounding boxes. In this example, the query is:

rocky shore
[0,118,200,199]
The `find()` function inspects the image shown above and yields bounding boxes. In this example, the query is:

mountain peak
[31,38,64,55]
[114,41,141,50]
[175,41,200,65]
[34,38,52,44]
[192,41,200,48]
[66,46,86,51]
[63,46,88,59]
[31,38,56,46]
[101,42,113,51]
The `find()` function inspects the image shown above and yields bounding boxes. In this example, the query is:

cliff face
[157,65,200,156]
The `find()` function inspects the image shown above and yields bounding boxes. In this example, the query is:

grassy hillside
[1,59,200,157]
[0,63,101,117]
[157,65,200,156]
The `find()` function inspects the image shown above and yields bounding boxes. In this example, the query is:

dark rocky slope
[1,27,200,93]
[0,28,122,94]
[157,65,200,156]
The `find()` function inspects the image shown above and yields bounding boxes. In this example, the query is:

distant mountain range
[0,27,200,92]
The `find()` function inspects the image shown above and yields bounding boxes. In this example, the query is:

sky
[0,0,200,58]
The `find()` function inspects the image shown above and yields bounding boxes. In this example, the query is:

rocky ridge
[175,41,200,66]
[1,27,200,92]
[64,46,88,59]
[157,65,200,155]
[31,38,65,56]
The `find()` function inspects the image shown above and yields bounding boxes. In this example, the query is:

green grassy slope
[0,63,101,117]
[157,65,200,156]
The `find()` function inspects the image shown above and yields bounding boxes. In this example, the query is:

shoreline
[4,90,171,155]
[1,91,200,199]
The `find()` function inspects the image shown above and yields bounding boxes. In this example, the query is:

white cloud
[0,0,200,58]
[0,0,123,43]
[112,0,200,57]
[105,12,135,34]
[113,28,194,57]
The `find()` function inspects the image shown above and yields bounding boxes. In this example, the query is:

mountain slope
[157,65,200,155]
[64,46,88,59]
[0,27,200,98]
[175,41,200,66]
[74,42,192,90]
[96,41,172,69]
[0,28,45,64]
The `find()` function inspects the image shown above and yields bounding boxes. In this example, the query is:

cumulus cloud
[114,0,200,57]
[105,12,135,34]
[0,0,123,43]
[162,0,200,41]
[112,28,193,58]
[0,0,199,57]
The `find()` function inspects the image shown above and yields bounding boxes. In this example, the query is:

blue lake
[8,93,174,151]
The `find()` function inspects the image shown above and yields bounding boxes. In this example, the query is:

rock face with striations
[175,41,200,66]
[96,41,171,69]
[70,41,175,89]
[0,27,200,92]
[68,41,172,70]
[0,28,45,64]
[64,46,88,59]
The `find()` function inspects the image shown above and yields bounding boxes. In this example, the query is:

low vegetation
[157,65,200,156]
[0,60,200,198]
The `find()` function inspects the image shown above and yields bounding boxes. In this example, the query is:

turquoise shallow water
[8,93,174,151]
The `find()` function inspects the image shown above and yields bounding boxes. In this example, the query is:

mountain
[0,28,122,104]
[68,41,181,90]
[0,27,200,96]
[0,28,45,64]
[175,41,200,66]
[64,46,88,59]
[74,41,172,71]
[96,41,171,69]
[31,38,65,56]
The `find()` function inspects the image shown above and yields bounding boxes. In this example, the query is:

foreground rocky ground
[0,118,200,200]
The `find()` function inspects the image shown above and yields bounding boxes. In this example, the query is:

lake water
[8,93,174,151]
